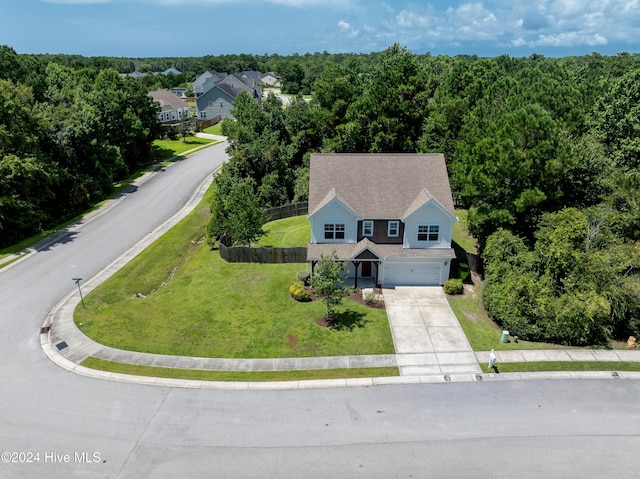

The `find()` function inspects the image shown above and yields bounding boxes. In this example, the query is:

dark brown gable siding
[357,220,404,244]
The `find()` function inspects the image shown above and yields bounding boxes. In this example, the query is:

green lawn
[202,123,224,135]
[81,357,399,382]
[152,136,216,161]
[254,215,310,247]
[453,209,477,254]
[75,204,393,359]
[481,361,640,374]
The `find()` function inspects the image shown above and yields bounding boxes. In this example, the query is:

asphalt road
[1,142,639,478]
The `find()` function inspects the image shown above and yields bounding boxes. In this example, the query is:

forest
[2,44,640,345]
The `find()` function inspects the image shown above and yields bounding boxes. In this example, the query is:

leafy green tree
[0,154,58,246]
[533,208,588,292]
[206,174,266,247]
[312,250,347,321]
[592,68,640,170]
[456,104,572,247]
[336,44,430,153]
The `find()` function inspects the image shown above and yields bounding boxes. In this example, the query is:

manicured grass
[453,209,477,254]
[202,123,224,135]
[254,215,310,247]
[75,204,393,359]
[481,361,640,374]
[81,357,399,382]
[152,136,216,161]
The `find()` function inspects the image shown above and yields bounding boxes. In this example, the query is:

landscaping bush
[444,278,463,295]
[296,270,311,286]
[289,280,311,302]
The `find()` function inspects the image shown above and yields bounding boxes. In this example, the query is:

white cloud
[536,32,607,47]
[338,19,359,38]
[382,1,640,53]
[396,11,431,29]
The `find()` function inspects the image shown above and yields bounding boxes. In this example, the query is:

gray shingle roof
[307,241,455,261]
[148,90,190,110]
[308,153,455,220]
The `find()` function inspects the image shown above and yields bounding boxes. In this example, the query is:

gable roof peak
[308,153,455,219]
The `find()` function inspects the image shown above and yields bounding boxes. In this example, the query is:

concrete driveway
[383,287,482,375]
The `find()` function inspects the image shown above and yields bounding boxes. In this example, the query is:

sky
[2,0,640,58]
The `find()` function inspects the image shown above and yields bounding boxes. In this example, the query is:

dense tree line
[0,46,161,247]
[22,50,385,95]
[4,42,640,344]
[214,44,640,345]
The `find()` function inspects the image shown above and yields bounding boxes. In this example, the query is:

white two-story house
[307,154,457,287]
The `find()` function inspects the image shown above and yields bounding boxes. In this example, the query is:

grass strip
[481,361,640,374]
[81,357,399,382]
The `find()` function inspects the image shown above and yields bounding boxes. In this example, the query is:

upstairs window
[362,220,373,237]
[417,224,439,242]
[388,221,399,237]
[324,223,345,240]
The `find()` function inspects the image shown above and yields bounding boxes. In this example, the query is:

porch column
[352,261,360,289]
[374,261,380,287]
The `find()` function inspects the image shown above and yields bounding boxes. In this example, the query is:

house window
[388,221,399,237]
[418,224,439,242]
[362,220,373,237]
[220,101,224,108]
[200,111,207,118]
[324,223,345,240]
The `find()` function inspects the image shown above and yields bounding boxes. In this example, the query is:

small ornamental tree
[178,109,195,142]
[313,250,347,321]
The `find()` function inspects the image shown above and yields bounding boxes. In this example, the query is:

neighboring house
[126,71,146,81]
[242,70,262,84]
[261,72,280,87]
[218,73,262,98]
[200,71,229,96]
[163,67,181,75]
[195,83,239,121]
[196,74,262,121]
[307,154,458,287]
[148,90,192,124]
[193,70,226,96]
[170,87,187,97]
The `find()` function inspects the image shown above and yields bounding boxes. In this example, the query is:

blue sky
[2,0,640,58]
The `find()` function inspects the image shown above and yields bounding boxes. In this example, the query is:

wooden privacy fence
[217,202,310,264]
[265,202,308,221]
[219,243,307,264]
[465,252,483,275]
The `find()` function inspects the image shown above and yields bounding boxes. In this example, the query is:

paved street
[1,141,639,478]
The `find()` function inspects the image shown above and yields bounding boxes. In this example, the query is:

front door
[361,261,372,277]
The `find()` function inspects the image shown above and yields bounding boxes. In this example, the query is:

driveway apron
[383,286,482,375]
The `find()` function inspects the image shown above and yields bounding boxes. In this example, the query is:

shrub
[289,280,310,302]
[443,278,463,295]
[296,270,311,286]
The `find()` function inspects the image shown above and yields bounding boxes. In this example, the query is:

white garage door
[383,261,442,287]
